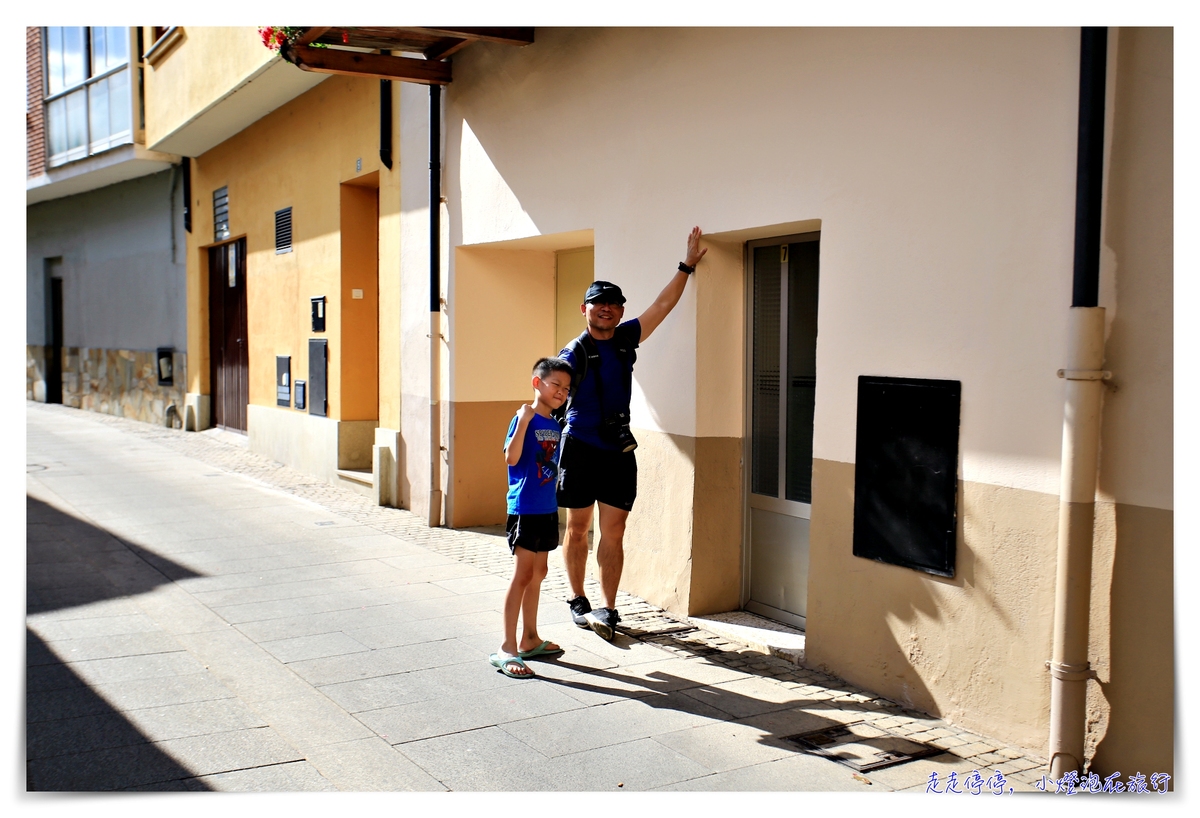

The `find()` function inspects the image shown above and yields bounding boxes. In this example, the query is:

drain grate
[782,721,942,772]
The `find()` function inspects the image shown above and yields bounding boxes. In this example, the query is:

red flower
[342,31,349,43]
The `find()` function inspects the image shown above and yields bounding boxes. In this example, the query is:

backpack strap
[552,327,634,426]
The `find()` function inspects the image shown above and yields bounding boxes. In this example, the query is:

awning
[280,27,535,85]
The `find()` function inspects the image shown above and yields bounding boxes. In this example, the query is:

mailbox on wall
[276,356,291,406]
[156,347,174,386]
[311,296,326,333]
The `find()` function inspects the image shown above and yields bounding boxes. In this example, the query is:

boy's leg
[518,551,556,653]
[501,547,538,674]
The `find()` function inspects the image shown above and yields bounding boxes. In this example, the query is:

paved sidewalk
[25,401,1051,792]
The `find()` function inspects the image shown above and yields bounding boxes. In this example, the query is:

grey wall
[27,168,187,351]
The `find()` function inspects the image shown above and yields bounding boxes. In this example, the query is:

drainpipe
[1048,26,1109,779]
[428,83,444,527]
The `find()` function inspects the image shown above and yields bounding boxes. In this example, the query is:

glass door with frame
[745,233,819,628]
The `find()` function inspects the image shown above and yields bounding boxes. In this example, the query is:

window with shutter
[275,207,293,254]
[213,186,229,241]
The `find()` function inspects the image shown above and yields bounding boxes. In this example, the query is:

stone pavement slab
[359,678,586,743]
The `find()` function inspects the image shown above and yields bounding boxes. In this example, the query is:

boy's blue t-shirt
[559,318,641,450]
[505,411,562,515]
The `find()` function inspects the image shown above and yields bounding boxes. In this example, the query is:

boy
[490,356,573,678]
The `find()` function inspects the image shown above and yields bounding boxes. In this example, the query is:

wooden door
[208,238,248,431]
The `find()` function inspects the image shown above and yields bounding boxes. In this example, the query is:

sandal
[489,651,535,678]
[518,640,564,659]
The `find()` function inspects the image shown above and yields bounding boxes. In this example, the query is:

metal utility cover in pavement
[782,721,941,772]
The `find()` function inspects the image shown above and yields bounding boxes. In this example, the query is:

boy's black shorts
[506,513,561,554]
[555,434,637,512]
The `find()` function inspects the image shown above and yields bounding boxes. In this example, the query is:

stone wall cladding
[27,345,187,426]
[27,27,45,177]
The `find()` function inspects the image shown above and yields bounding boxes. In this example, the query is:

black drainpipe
[379,51,393,170]
[1072,27,1107,307]
[427,82,444,526]
[430,83,441,312]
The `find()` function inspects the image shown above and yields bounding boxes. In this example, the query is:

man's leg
[562,505,593,601]
[594,502,628,611]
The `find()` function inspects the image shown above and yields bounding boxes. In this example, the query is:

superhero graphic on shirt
[534,429,559,486]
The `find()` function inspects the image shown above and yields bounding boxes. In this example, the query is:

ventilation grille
[213,186,229,241]
[275,207,293,254]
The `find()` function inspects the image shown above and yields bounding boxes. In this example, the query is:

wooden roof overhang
[279,27,534,85]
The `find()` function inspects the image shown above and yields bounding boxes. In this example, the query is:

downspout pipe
[1048,26,1109,779]
[428,82,444,527]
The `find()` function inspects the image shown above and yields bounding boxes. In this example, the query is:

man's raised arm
[637,226,707,342]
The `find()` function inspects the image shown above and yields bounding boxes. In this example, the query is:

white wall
[441,28,1158,502]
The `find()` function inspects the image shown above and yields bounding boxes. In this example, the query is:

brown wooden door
[208,238,248,431]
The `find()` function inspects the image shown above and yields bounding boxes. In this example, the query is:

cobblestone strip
[30,403,1049,776]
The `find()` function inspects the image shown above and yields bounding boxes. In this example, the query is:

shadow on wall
[26,495,214,790]
[1089,504,1174,779]
[1086,27,1174,781]
[809,463,1058,743]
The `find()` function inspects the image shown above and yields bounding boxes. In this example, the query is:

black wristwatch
[678,261,696,274]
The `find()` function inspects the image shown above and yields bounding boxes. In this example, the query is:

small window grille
[213,186,229,241]
[275,207,293,254]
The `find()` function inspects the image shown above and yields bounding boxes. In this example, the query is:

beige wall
[436,27,1172,773]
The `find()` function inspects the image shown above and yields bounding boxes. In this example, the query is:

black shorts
[506,513,560,554]
[555,434,638,512]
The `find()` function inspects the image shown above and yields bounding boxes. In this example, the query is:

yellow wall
[555,246,593,352]
[142,27,274,148]
[186,73,398,427]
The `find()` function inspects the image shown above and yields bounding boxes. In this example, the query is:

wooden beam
[284,45,451,85]
[294,27,330,47]
[410,27,534,47]
[423,37,472,61]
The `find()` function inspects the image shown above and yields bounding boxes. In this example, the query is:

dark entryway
[45,267,64,405]
[208,238,248,432]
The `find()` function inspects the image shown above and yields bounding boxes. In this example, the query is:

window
[275,207,293,254]
[213,187,230,241]
[43,27,132,167]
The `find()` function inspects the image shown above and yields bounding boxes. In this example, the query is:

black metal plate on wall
[294,380,306,410]
[853,375,961,577]
[276,355,291,407]
[308,339,327,417]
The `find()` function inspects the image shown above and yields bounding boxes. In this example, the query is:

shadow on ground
[26,495,214,790]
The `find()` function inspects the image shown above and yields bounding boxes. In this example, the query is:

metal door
[745,234,820,628]
[208,238,248,432]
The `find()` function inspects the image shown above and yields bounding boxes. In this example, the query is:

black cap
[584,280,626,305]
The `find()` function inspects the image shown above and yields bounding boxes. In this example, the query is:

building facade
[115,26,1175,777]
[26,27,186,423]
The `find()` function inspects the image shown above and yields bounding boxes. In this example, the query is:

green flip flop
[490,652,535,678]
[518,640,564,659]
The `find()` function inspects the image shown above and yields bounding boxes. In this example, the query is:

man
[557,226,707,640]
